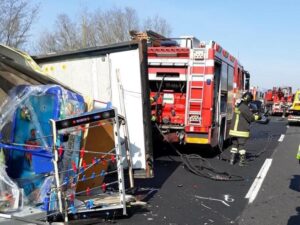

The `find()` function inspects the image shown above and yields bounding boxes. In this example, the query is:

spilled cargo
[0,41,152,223]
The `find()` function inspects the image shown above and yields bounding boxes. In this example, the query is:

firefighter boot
[239,154,246,166]
[229,153,237,165]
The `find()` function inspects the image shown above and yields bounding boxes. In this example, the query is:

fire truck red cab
[147,35,249,149]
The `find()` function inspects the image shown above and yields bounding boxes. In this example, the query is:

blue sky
[30,0,300,91]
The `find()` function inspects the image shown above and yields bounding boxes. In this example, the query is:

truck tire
[218,132,224,152]
[218,122,225,152]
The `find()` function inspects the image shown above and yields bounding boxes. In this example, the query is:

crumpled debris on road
[195,195,233,207]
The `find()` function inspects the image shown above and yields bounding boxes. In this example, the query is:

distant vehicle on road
[288,90,300,124]
[264,86,293,116]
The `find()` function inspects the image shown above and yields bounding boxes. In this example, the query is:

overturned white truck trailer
[33,40,153,178]
[0,40,153,179]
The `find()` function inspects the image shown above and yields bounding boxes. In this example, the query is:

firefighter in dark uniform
[229,92,260,166]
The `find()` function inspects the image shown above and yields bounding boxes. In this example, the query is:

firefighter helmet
[242,92,253,103]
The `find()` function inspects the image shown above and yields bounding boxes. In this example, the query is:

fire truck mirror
[244,71,250,90]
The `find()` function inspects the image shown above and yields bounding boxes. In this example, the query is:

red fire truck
[264,87,293,116]
[141,31,250,150]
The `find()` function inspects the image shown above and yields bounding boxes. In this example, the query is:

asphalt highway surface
[1,117,296,225]
[101,117,297,225]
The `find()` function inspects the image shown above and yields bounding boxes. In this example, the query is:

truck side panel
[35,42,152,176]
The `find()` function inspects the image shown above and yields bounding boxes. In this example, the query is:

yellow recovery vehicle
[288,90,300,124]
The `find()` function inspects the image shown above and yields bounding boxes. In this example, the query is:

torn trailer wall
[33,40,153,178]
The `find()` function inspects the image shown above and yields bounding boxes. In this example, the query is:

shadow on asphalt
[287,207,300,225]
[289,175,300,192]
[288,122,300,127]
[135,158,181,189]
[139,118,284,198]
[287,177,300,224]
[132,140,222,204]
[125,159,182,218]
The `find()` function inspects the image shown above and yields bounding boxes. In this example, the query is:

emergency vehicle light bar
[148,47,190,58]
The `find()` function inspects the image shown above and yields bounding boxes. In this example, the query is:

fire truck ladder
[187,62,206,126]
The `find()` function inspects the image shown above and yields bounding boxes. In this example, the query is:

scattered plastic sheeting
[0,85,85,204]
[39,176,53,204]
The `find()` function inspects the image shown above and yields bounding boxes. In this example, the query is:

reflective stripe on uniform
[234,114,239,131]
[239,149,246,155]
[231,147,238,154]
[254,115,259,120]
[233,107,240,131]
[229,129,250,138]
[235,108,241,114]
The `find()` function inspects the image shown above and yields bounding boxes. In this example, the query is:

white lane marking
[278,134,285,142]
[245,158,272,204]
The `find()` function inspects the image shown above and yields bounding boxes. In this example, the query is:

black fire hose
[154,124,244,181]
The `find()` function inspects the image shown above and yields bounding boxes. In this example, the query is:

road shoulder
[238,124,300,225]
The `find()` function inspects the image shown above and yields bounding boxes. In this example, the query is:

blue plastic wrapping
[0,84,85,203]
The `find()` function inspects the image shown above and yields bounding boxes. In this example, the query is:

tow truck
[288,90,300,124]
